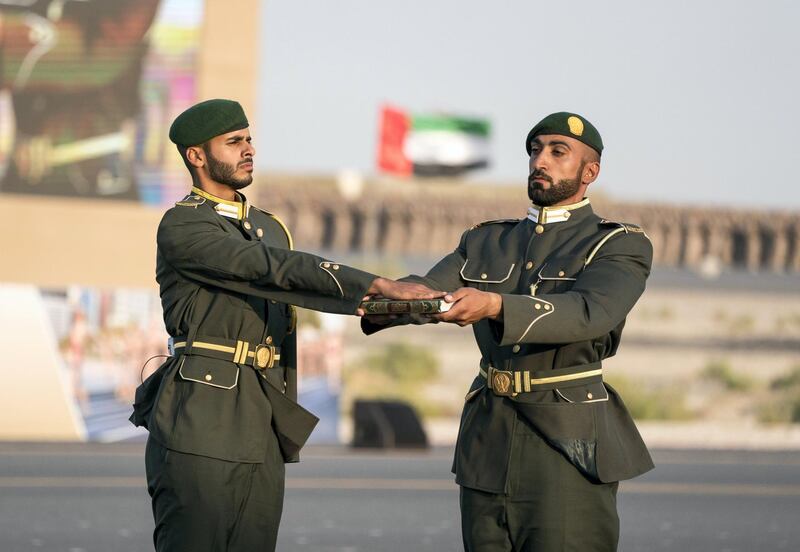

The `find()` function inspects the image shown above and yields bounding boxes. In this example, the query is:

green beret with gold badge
[169,99,249,147]
[525,112,603,156]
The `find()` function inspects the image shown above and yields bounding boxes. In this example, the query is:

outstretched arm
[361,231,469,334]
[435,232,653,344]
[159,206,441,315]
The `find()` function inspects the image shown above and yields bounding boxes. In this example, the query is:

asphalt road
[0,443,797,552]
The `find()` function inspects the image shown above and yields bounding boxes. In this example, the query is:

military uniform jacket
[130,187,376,463]
[364,199,654,488]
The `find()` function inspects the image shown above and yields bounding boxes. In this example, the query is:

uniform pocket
[460,259,516,284]
[511,400,601,481]
[178,356,240,390]
[555,381,609,403]
[532,255,584,294]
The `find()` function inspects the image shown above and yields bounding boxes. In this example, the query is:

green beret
[525,112,603,156]
[169,99,249,147]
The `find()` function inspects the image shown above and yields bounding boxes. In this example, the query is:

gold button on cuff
[512,344,521,353]
[204,374,213,382]
[535,224,544,234]
[544,304,551,311]
[322,262,331,268]
[534,304,542,310]
[525,261,534,270]
[243,221,252,230]
[265,336,273,344]
[333,264,340,270]
[480,273,488,280]
[587,392,594,400]
[256,228,264,238]
[558,270,566,277]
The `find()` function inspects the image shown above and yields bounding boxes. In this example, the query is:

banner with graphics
[0,0,202,205]
[35,286,342,443]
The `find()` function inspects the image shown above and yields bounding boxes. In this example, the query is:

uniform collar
[527,197,591,224]
[191,186,249,220]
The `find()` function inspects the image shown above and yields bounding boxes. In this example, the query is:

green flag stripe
[411,115,490,136]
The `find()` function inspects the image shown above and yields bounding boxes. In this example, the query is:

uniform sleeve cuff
[495,294,555,346]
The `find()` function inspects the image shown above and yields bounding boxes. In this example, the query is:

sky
[256,0,800,210]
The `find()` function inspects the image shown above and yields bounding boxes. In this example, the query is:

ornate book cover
[359,299,453,314]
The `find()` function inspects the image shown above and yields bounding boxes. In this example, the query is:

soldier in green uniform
[129,98,440,552]
[363,112,654,551]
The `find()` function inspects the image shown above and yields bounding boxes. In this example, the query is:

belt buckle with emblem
[254,344,278,369]
[489,367,515,397]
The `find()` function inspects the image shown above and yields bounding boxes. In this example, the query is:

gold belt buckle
[254,344,279,369]
[489,367,516,397]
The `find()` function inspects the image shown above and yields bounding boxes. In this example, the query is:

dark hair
[585,148,601,164]
[176,143,210,180]
[176,144,194,174]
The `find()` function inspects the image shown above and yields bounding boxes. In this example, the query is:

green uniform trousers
[145,434,285,552]
[459,418,619,551]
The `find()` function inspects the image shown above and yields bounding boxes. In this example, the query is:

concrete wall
[197,0,261,128]
[255,174,800,274]
[0,194,162,288]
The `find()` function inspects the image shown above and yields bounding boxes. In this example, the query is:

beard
[205,148,253,190]
[527,161,585,206]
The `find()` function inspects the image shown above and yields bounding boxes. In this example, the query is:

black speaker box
[352,400,428,449]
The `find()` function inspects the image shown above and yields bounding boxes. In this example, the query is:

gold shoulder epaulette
[470,218,520,230]
[251,206,294,250]
[599,219,645,234]
[175,194,206,208]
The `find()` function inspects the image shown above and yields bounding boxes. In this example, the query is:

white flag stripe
[403,129,489,166]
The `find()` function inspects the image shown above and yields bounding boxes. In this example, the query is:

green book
[360,299,453,315]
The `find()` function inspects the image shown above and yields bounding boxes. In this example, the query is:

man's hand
[358,278,445,316]
[433,287,503,327]
[366,278,444,301]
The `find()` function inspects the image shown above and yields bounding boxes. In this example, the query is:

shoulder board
[174,194,206,208]
[251,206,294,250]
[469,218,520,230]
[598,219,645,234]
[586,221,650,265]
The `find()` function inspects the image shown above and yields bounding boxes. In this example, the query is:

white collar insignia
[527,198,590,225]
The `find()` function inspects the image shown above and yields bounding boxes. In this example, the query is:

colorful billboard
[0,0,202,204]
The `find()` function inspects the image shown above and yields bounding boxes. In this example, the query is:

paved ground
[0,443,798,551]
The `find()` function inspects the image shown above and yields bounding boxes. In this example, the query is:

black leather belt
[168,335,281,369]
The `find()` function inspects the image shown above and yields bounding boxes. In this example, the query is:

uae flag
[377,105,491,177]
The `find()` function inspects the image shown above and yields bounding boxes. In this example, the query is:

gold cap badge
[567,116,584,136]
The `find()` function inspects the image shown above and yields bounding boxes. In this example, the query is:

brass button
[256,228,264,238]
[243,221,252,230]
[322,262,331,268]
[534,304,542,310]
[564,211,571,219]
[544,304,551,311]
[270,300,277,304]
[204,374,213,382]
[525,261,534,270]
[265,336,273,344]
[512,344,521,353]
[558,270,565,277]
[587,392,594,400]
[333,264,340,270]
[535,224,544,234]
[480,273,488,280]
